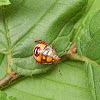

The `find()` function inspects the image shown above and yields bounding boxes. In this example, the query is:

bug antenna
[56,63,62,76]
[32,37,35,42]
[59,50,67,56]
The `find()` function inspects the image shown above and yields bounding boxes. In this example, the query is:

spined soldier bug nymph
[33,40,60,64]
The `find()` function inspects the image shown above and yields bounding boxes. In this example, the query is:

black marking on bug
[34,47,40,57]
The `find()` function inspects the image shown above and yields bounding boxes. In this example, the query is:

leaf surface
[0,90,16,100]
[0,0,87,75]
[0,0,100,100]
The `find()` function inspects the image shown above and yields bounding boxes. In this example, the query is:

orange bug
[33,40,60,64]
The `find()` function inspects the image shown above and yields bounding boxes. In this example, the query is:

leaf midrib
[73,0,95,42]
[10,87,50,100]
[91,66,97,100]
[11,0,57,49]
[2,6,12,73]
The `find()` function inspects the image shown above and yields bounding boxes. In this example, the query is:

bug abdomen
[33,43,60,64]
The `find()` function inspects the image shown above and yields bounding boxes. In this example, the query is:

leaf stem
[2,6,12,73]
[7,49,12,73]
[69,54,100,67]
[0,76,26,90]
[61,42,100,67]
[0,72,21,89]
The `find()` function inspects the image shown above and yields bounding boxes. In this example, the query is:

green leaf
[1,0,100,100]
[3,61,100,100]
[0,90,17,100]
[0,0,11,6]
[0,53,7,78]
[0,0,87,75]
[76,10,100,63]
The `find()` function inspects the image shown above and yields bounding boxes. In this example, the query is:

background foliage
[0,0,100,100]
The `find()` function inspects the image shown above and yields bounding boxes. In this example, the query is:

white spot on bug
[34,48,37,54]
[37,49,40,54]
[48,50,52,55]
[43,50,49,55]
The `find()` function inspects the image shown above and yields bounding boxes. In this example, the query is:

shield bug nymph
[33,40,60,64]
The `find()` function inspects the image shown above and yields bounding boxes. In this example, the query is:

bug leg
[50,41,55,48]
[34,40,44,42]
[53,48,56,50]
[57,63,62,76]
[32,37,35,42]
[36,61,38,63]
[59,50,67,56]
[32,37,44,43]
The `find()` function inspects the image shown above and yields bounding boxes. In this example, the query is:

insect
[33,40,60,64]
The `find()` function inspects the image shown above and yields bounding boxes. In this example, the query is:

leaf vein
[10,87,51,100]
[7,0,26,19]
[36,75,90,92]
[11,0,57,49]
